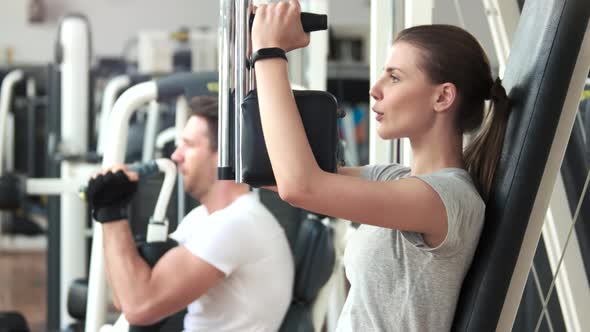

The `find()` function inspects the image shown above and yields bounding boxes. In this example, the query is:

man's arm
[102,221,224,325]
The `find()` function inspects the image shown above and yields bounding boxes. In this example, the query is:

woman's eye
[391,75,400,83]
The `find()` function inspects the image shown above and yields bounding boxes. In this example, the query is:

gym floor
[0,250,46,332]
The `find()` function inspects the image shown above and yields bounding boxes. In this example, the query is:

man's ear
[433,82,457,113]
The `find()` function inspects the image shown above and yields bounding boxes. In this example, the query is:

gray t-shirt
[336,164,485,332]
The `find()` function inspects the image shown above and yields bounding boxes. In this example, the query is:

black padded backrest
[292,215,335,303]
[259,189,302,252]
[259,190,335,332]
[452,0,590,330]
[279,215,335,332]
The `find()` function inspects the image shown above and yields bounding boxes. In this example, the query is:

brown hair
[395,24,511,201]
[189,95,218,151]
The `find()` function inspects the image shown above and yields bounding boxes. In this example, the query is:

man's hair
[189,95,218,151]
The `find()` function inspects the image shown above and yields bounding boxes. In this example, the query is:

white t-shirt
[170,192,294,332]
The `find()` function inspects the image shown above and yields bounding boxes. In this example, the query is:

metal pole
[0,70,24,175]
[142,101,160,162]
[175,96,189,220]
[26,78,37,175]
[97,75,131,155]
[234,0,249,182]
[58,15,90,329]
[218,0,235,180]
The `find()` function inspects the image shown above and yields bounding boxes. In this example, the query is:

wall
[0,0,219,64]
[434,0,500,71]
[0,0,503,69]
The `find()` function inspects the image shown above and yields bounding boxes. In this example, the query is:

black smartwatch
[250,47,288,68]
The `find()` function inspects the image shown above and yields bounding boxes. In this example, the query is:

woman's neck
[408,129,465,176]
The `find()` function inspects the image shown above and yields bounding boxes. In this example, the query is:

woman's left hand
[251,0,310,53]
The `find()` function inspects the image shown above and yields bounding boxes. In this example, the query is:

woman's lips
[373,109,384,122]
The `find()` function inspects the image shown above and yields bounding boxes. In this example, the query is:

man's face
[171,116,218,199]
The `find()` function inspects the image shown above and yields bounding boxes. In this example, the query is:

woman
[251,1,510,330]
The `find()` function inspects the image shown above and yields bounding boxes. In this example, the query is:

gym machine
[84,71,216,332]
[0,14,95,330]
[217,1,341,331]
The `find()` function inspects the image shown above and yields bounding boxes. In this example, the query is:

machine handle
[249,12,328,33]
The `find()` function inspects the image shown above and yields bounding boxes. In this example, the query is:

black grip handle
[79,161,160,200]
[250,12,327,33]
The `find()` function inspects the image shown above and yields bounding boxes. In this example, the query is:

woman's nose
[369,83,382,101]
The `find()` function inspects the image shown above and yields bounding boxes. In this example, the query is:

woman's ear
[433,82,457,113]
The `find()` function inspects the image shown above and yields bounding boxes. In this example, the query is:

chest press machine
[218,0,590,331]
[217,2,341,331]
[0,14,97,331]
[84,72,216,332]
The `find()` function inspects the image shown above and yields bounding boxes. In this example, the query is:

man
[86,96,294,331]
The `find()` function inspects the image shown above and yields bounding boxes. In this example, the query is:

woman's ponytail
[464,78,511,201]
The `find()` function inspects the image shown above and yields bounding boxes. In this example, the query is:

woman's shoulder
[415,168,486,219]
[419,168,483,198]
[412,169,486,255]
[361,163,411,181]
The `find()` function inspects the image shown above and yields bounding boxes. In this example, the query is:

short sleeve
[361,164,410,181]
[169,206,207,243]
[405,171,484,257]
[182,214,256,276]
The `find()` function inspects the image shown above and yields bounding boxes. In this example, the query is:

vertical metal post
[97,75,131,156]
[218,0,235,179]
[234,0,250,182]
[26,78,37,175]
[58,15,90,329]
[142,101,160,162]
[175,96,189,220]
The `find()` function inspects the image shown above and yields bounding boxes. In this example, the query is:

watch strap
[250,47,288,68]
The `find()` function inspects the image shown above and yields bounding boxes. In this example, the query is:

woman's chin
[376,126,399,140]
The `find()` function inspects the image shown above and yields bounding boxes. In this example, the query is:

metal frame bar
[85,81,158,332]
[97,75,131,156]
[0,70,24,175]
[542,174,590,332]
[218,0,234,179]
[234,0,250,182]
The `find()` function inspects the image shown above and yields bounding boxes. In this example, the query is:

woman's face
[370,42,440,140]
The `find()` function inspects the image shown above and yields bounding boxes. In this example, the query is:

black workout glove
[86,170,138,223]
